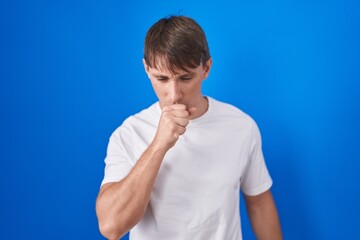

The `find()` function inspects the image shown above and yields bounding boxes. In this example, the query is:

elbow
[98,212,144,240]
[96,188,147,239]
[98,219,124,240]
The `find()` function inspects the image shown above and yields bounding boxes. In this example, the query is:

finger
[169,104,186,110]
[178,126,186,135]
[171,109,190,118]
[162,104,186,113]
[162,105,173,112]
[173,117,189,127]
[188,107,197,117]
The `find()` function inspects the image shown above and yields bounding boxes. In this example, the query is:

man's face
[143,58,212,110]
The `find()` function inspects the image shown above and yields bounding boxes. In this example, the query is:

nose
[168,80,182,104]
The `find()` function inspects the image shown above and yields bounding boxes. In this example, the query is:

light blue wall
[1,1,359,239]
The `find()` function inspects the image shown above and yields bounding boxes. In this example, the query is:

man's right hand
[152,104,195,150]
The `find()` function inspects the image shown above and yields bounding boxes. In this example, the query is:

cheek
[185,80,202,94]
[151,81,166,97]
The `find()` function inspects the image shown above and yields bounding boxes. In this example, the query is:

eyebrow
[152,72,195,78]
[153,74,169,78]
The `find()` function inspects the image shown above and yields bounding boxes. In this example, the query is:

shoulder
[208,97,256,126]
[111,102,160,137]
[207,97,262,141]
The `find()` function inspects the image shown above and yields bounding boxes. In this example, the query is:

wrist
[149,140,169,157]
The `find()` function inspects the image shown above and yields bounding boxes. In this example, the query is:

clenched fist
[152,104,196,151]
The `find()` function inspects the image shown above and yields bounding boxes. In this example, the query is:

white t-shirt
[101,97,272,240]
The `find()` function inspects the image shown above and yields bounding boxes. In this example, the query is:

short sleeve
[240,120,273,196]
[101,128,134,187]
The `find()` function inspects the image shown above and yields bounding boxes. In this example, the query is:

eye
[157,77,169,82]
[180,76,193,81]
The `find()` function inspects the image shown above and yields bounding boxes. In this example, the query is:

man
[96,16,282,240]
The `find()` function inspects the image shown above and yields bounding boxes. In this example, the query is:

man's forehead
[149,66,195,76]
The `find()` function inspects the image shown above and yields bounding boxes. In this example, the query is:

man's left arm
[244,190,283,240]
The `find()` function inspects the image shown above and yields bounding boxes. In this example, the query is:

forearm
[96,142,167,239]
[96,104,191,239]
[245,191,282,240]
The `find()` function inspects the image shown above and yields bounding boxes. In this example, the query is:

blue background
[1,0,359,239]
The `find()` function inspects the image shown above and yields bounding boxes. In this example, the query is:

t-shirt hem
[100,177,123,188]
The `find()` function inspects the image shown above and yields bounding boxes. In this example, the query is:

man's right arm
[95,104,192,240]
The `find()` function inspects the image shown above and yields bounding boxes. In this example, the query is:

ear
[142,58,150,77]
[202,58,213,80]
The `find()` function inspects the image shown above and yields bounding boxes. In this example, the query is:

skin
[244,191,283,239]
[96,57,282,240]
[144,58,212,121]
